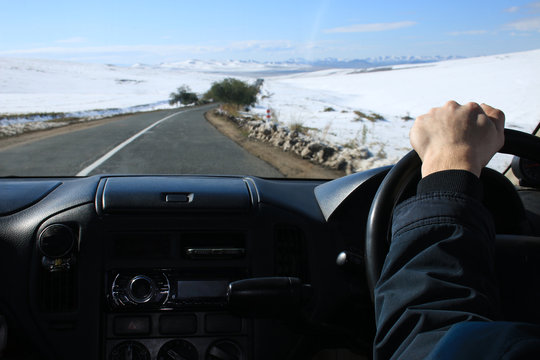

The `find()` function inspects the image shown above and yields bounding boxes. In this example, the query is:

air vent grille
[274,224,306,279]
[39,267,77,312]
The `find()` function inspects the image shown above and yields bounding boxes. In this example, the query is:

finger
[410,114,428,151]
[444,100,460,109]
[480,103,505,121]
[464,102,481,112]
[480,103,505,131]
[460,102,482,123]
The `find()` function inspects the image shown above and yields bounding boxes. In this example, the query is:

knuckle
[494,109,505,120]
[445,100,459,108]
[465,102,479,110]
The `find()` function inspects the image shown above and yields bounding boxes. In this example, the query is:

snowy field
[1,49,539,171]
[0,58,227,116]
[252,49,540,170]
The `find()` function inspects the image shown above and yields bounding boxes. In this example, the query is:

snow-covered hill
[251,49,540,171]
[1,49,539,171]
[0,57,227,116]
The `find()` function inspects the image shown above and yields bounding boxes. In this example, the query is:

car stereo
[108,270,241,310]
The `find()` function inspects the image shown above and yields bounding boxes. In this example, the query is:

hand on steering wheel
[365,101,540,300]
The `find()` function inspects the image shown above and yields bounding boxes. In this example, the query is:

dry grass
[353,110,385,122]
[221,103,240,117]
[289,121,311,134]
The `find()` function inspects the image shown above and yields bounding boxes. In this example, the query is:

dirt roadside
[205,110,345,179]
[0,112,142,151]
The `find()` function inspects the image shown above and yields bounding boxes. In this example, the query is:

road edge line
[76,109,190,176]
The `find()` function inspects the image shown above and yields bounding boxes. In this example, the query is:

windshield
[1,0,539,178]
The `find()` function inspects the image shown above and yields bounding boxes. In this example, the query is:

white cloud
[0,39,333,59]
[529,1,540,10]
[447,30,489,36]
[504,2,540,14]
[324,21,417,34]
[504,6,520,13]
[0,44,225,56]
[504,17,540,31]
[0,40,322,63]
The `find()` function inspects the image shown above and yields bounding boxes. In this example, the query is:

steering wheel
[365,129,540,301]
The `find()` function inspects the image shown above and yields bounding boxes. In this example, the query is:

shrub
[254,78,264,91]
[401,112,414,121]
[353,110,367,121]
[204,78,258,107]
[353,110,385,122]
[169,85,199,106]
[221,104,240,117]
[342,139,358,149]
[323,107,336,112]
[289,121,310,135]
[368,112,385,121]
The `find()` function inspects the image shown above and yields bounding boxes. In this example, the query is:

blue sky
[0,0,539,64]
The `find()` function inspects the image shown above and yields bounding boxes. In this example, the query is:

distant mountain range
[149,56,465,72]
[301,55,464,68]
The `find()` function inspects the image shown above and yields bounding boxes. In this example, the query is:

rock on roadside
[215,109,394,175]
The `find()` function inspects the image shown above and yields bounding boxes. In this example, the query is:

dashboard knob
[207,340,242,360]
[109,341,150,360]
[158,339,198,360]
[128,275,155,304]
[38,224,75,258]
[336,251,364,271]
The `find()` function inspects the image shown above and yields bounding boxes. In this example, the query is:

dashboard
[0,171,387,360]
[0,168,539,360]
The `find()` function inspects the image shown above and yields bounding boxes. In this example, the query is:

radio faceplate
[110,272,170,308]
[108,270,242,310]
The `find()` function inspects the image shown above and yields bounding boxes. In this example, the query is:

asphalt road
[0,105,283,177]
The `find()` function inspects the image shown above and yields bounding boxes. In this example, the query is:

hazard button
[114,316,151,335]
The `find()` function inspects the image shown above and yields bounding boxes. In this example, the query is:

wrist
[418,170,483,200]
[421,151,481,178]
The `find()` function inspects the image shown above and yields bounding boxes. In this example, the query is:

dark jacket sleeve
[373,170,540,359]
[373,170,501,359]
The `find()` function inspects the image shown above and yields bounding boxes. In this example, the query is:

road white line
[76,109,191,176]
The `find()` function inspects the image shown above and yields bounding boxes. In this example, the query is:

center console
[103,231,251,360]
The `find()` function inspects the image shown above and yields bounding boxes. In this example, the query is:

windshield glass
[1,0,539,178]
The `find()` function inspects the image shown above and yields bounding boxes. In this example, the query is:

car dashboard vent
[37,223,78,313]
[39,266,77,312]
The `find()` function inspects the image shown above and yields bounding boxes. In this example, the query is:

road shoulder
[205,110,345,179]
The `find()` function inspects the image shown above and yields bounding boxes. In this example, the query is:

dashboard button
[165,194,189,202]
[205,313,242,333]
[114,316,150,335]
[159,314,197,335]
